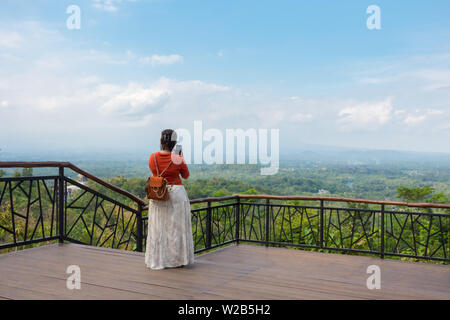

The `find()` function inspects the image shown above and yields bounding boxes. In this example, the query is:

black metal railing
[186,195,449,262]
[0,162,145,253]
[0,175,60,249]
[1,162,449,263]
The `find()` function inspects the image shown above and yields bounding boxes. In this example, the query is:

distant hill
[1,144,449,165]
[281,144,450,165]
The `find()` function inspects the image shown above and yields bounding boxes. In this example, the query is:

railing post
[235,197,240,245]
[58,167,65,243]
[381,204,385,259]
[206,202,212,249]
[136,203,143,252]
[320,200,324,249]
[265,198,270,247]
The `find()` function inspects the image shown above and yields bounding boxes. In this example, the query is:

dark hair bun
[160,129,177,151]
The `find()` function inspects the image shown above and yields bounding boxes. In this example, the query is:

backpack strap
[154,152,172,177]
[153,153,160,176]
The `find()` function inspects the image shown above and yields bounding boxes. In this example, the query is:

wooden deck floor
[0,243,448,300]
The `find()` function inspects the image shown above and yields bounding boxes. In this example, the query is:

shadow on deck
[0,244,449,300]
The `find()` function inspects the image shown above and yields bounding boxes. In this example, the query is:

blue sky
[1,0,449,155]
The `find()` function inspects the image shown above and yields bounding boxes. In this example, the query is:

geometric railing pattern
[323,207,380,253]
[191,202,237,252]
[0,176,60,250]
[189,198,449,262]
[384,209,449,260]
[64,177,139,251]
[0,163,144,254]
[1,162,449,263]
[233,200,448,262]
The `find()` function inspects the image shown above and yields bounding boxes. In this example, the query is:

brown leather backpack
[145,154,172,201]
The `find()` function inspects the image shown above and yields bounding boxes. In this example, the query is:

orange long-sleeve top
[149,151,190,185]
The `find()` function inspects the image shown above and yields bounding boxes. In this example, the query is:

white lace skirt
[145,185,195,270]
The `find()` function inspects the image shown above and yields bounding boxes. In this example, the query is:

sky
[0,0,450,156]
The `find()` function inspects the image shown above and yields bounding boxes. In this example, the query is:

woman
[145,129,194,270]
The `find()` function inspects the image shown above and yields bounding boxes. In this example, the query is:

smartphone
[173,144,182,155]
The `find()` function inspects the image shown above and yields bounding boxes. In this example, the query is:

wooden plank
[202,245,450,299]
[0,245,246,299]
[0,243,448,300]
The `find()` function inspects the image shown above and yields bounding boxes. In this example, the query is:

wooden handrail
[2,162,449,210]
[0,161,147,206]
[236,194,450,209]
[0,161,72,168]
[147,194,450,210]
[190,195,239,204]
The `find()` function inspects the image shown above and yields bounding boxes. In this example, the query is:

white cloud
[358,76,398,84]
[139,54,184,66]
[416,69,450,91]
[102,77,231,125]
[404,114,426,126]
[92,0,139,12]
[290,96,303,103]
[0,53,22,61]
[338,98,393,130]
[352,55,450,93]
[290,113,313,123]
[156,77,230,93]
[0,21,63,56]
[403,108,446,126]
[93,0,119,12]
[0,31,23,48]
[0,21,448,152]
[34,56,65,70]
[426,109,444,116]
[81,49,129,65]
[125,50,135,60]
[100,82,169,117]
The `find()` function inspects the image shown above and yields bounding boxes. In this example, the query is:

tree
[212,189,228,197]
[22,168,33,177]
[426,192,450,204]
[396,186,435,202]
[13,169,21,177]
[240,188,259,195]
[0,170,5,178]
